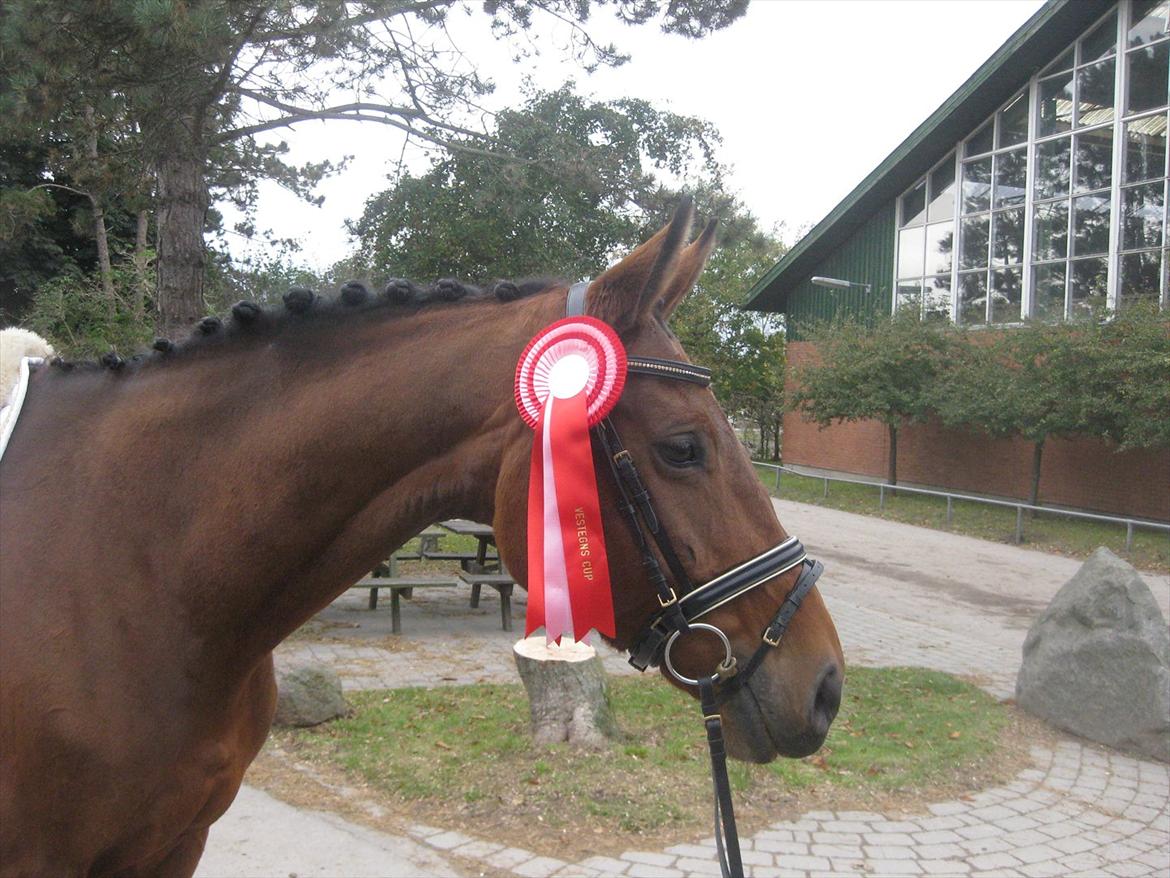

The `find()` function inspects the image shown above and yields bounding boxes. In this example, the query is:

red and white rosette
[515,317,627,643]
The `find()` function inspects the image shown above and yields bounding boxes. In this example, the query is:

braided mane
[49,276,562,375]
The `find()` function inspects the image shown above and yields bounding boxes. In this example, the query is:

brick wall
[784,341,1170,522]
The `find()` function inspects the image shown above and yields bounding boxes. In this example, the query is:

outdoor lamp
[811,276,872,294]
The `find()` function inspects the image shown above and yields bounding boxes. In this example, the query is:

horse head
[495,202,843,762]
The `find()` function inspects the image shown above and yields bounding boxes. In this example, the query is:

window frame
[892,0,1169,322]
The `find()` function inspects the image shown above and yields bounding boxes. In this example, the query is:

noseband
[566,282,825,878]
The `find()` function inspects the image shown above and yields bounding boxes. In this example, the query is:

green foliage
[3,0,748,335]
[932,322,1091,446]
[348,86,721,283]
[24,264,154,358]
[790,306,1169,499]
[1091,304,1170,450]
[933,308,1170,451]
[204,245,327,313]
[671,208,786,450]
[789,310,955,430]
[0,133,132,323]
[347,92,790,437]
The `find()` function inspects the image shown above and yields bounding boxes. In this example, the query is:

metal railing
[753,462,1170,553]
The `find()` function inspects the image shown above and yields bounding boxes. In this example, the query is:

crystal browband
[627,357,712,387]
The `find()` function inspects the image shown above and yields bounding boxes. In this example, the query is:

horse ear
[586,197,695,331]
[657,220,717,321]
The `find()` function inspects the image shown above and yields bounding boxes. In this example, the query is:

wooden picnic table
[438,519,510,610]
[369,526,449,607]
[352,521,516,631]
[437,518,499,571]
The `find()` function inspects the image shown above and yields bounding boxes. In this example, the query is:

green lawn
[277,667,1015,844]
[755,463,1169,573]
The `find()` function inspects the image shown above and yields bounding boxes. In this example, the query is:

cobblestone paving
[263,503,1170,878]
[327,738,1168,878]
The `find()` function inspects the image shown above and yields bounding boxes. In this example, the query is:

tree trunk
[772,418,781,462]
[132,209,150,319]
[887,423,898,486]
[513,636,618,748]
[758,417,768,459]
[155,153,208,338]
[84,106,115,312]
[90,196,115,311]
[1029,439,1045,510]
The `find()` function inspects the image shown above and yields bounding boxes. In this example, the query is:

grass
[274,667,1022,853]
[754,463,1170,573]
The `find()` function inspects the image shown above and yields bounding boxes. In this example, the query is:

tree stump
[512,636,619,748]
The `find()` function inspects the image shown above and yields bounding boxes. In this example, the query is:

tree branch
[250,1,455,45]
[29,182,96,204]
[218,108,528,166]
[218,87,489,143]
[206,6,271,112]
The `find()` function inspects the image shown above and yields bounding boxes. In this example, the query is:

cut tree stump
[512,635,618,748]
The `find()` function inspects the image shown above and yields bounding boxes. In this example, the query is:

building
[744,0,1169,521]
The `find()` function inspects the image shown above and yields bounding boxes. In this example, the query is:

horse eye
[655,434,703,468]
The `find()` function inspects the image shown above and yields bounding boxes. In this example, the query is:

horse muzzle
[720,657,843,762]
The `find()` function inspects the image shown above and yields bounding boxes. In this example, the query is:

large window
[894,0,1169,322]
[896,154,955,319]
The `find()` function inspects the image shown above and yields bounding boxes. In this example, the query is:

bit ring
[663,623,734,687]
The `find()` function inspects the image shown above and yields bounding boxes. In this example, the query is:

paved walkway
[199,500,1170,878]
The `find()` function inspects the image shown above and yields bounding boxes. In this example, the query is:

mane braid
[42,276,569,378]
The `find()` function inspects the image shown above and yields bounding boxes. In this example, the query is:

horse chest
[1,654,276,876]
[107,659,278,872]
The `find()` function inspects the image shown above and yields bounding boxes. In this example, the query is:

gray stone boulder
[274,662,348,727]
[1017,547,1170,763]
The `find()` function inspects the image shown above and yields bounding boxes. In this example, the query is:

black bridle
[566,282,824,878]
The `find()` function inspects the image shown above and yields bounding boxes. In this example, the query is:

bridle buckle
[762,627,783,648]
[657,588,679,609]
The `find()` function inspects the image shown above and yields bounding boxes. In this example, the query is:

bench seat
[457,571,516,632]
[351,576,459,631]
[421,549,499,566]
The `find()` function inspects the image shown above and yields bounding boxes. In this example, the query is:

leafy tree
[205,243,326,312]
[1072,304,1170,453]
[3,0,747,336]
[669,191,786,457]
[932,307,1169,508]
[350,123,787,450]
[23,263,155,358]
[0,124,149,329]
[788,311,955,485]
[931,323,1091,508]
[348,86,720,283]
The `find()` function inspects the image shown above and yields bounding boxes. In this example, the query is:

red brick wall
[784,341,1170,522]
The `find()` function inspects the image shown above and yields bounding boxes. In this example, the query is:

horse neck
[113,294,555,664]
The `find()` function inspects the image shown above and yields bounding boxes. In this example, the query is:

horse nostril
[811,663,842,733]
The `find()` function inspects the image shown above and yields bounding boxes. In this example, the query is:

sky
[220,0,1046,273]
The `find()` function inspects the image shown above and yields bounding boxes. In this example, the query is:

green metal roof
[744,0,1112,312]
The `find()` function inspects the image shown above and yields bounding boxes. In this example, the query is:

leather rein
[565,282,824,878]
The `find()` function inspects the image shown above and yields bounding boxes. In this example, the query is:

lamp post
[810,275,872,294]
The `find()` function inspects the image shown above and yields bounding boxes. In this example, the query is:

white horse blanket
[0,328,55,463]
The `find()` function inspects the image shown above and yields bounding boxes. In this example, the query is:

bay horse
[0,202,842,877]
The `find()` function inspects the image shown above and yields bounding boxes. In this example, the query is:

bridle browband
[565,281,825,878]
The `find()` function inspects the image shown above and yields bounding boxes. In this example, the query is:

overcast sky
[220,0,1046,273]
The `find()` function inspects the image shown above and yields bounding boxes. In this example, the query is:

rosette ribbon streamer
[515,317,627,643]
